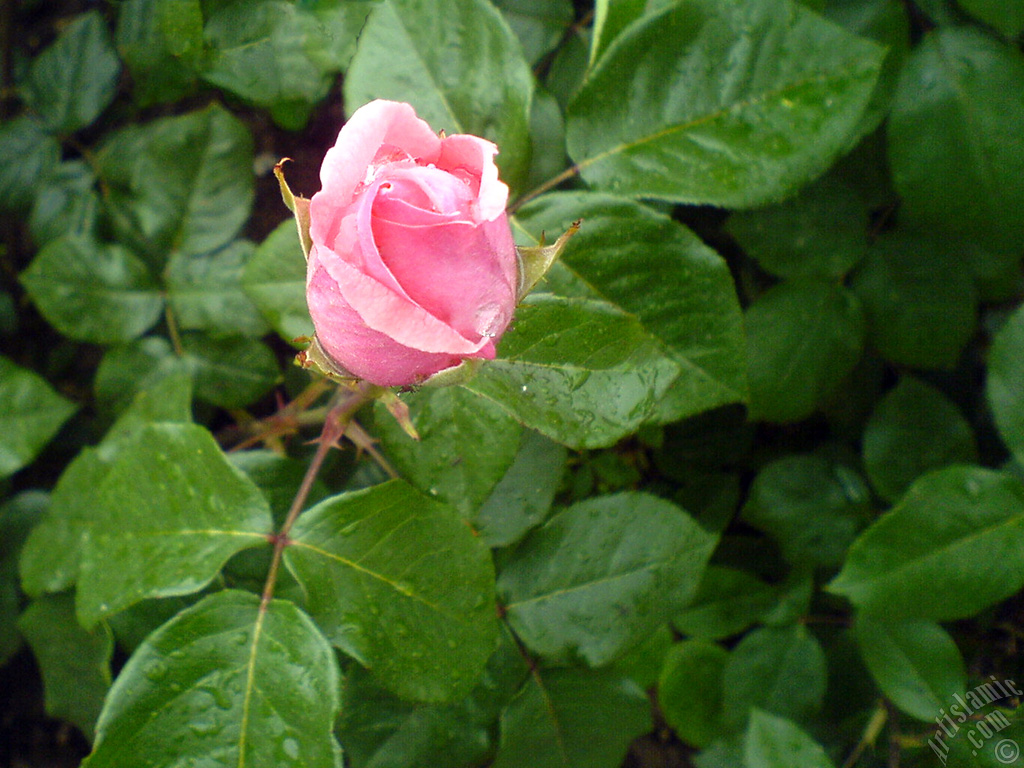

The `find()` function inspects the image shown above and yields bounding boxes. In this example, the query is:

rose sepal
[418,358,484,389]
[378,390,420,440]
[515,219,581,301]
[274,158,313,261]
[294,335,358,383]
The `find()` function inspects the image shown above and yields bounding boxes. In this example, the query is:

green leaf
[989,304,1024,469]
[474,429,567,547]
[863,377,978,503]
[823,0,910,137]
[610,623,673,690]
[0,492,47,664]
[285,480,497,703]
[522,87,568,198]
[590,0,647,66]
[166,241,270,337]
[75,423,273,625]
[693,735,746,768]
[302,1,376,72]
[229,450,329,529]
[498,492,717,665]
[20,235,164,344]
[761,572,814,627]
[494,0,574,64]
[0,116,61,211]
[375,387,523,519]
[721,625,827,731]
[242,219,312,344]
[102,369,194,446]
[959,0,1024,37]
[745,280,865,423]
[94,337,191,418]
[673,566,779,640]
[514,193,747,423]
[104,596,197,656]
[18,372,193,599]
[851,231,979,369]
[888,27,1024,252]
[744,709,836,768]
[725,176,869,279]
[545,27,589,110]
[741,454,873,569]
[157,0,204,60]
[566,0,885,206]
[944,711,1024,768]
[829,466,1024,620]
[492,668,651,768]
[98,105,254,268]
[28,160,99,246]
[17,593,113,741]
[658,639,729,748]
[179,332,280,409]
[854,615,966,721]
[201,0,345,125]
[337,629,529,768]
[22,11,120,134]
[344,0,535,189]
[83,590,343,768]
[115,0,200,106]
[463,296,681,450]
[19,449,109,597]
[0,356,78,478]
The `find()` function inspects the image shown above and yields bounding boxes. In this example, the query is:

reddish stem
[259,381,382,608]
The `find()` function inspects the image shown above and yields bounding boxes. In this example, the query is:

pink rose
[305,100,518,387]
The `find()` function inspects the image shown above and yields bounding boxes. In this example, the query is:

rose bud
[304,99,518,387]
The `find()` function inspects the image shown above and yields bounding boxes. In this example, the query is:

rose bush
[305,99,519,387]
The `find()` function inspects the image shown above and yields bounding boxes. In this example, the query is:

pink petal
[307,261,462,386]
[311,101,442,246]
[370,213,518,341]
[437,134,508,221]
[312,244,487,355]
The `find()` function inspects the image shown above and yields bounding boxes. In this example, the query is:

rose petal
[437,134,508,221]
[312,244,487,355]
[372,194,464,228]
[311,101,442,246]
[378,164,476,217]
[370,214,517,341]
[307,261,463,386]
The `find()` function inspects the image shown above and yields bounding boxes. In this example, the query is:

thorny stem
[223,377,333,452]
[259,380,383,608]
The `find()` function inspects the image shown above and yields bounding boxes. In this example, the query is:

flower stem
[259,380,383,608]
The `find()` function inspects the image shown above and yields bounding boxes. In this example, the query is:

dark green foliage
[2,1,1022,766]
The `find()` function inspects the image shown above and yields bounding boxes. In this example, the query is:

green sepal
[379,389,420,441]
[515,220,579,301]
[419,358,483,389]
[294,335,358,384]
[274,159,313,261]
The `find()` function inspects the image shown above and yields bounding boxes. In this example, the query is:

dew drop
[210,685,234,710]
[282,738,300,760]
[188,718,220,737]
[143,660,168,682]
